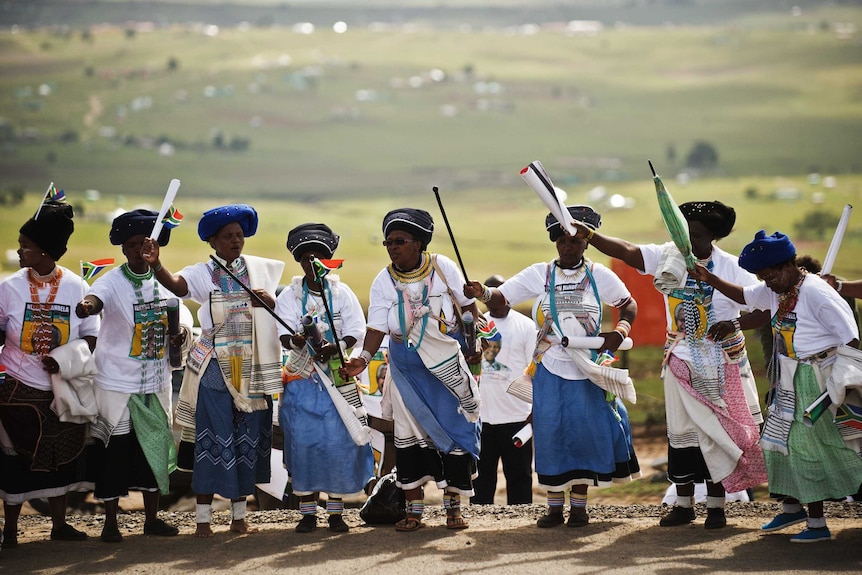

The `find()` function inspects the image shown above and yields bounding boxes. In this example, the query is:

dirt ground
[2,435,861,574]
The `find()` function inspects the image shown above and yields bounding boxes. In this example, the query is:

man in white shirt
[471,275,537,505]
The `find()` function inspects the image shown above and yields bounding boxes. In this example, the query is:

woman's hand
[76,299,95,318]
[141,238,160,267]
[463,281,484,299]
[314,341,338,363]
[707,320,736,342]
[687,263,712,283]
[41,356,60,374]
[598,330,626,354]
[170,329,187,348]
[340,357,367,380]
[251,289,275,309]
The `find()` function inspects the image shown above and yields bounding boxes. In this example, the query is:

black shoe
[100,526,123,543]
[659,506,696,527]
[144,518,180,537]
[567,507,590,528]
[295,514,317,533]
[50,524,88,541]
[704,508,727,529]
[328,515,349,533]
[537,511,565,528]
[2,531,18,549]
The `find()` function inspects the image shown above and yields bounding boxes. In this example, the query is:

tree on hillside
[685,141,718,170]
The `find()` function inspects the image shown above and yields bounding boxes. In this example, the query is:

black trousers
[471,421,533,504]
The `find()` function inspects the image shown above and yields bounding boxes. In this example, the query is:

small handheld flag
[81,258,115,282]
[162,205,184,229]
[34,182,66,219]
[313,258,344,279]
[477,320,500,341]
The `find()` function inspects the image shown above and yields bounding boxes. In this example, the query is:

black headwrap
[738,230,797,273]
[546,205,601,242]
[382,208,434,247]
[110,209,171,246]
[679,201,736,239]
[286,223,340,261]
[20,201,75,261]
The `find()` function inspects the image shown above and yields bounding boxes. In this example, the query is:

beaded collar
[387,252,431,283]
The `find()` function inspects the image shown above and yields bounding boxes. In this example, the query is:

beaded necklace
[27,266,63,356]
[387,253,432,351]
[121,262,165,392]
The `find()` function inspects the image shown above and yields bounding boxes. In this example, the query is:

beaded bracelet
[584,228,595,242]
[479,285,493,303]
[152,262,163,273]
[731,318,741,331]
[358,349,373,367]
[836,280,843,294]
[614,319,631,340]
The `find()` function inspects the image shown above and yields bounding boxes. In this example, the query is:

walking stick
[432,186,470,283]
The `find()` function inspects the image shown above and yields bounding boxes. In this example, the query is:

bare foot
[194,523,214,538]
[230,519,258,534]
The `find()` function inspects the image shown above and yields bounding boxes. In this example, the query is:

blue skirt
[192,361,273,500]
[533,363,640,489]
[279,372,374,495]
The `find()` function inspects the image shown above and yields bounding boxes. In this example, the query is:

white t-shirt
[640,243,759,362]
[178,260,222,331]
[499,260,631,381]
[0,267,100,391]
[478,309,536,424]
[367,254,473,336]
[275,275,366,344]
[743,273,858,359]
[88,267,188,394]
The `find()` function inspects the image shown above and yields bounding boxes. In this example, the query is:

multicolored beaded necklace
[27,266,63,356]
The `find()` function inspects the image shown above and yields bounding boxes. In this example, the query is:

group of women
[0,195,860,547]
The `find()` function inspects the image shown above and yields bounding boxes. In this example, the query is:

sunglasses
[382,238,417,247]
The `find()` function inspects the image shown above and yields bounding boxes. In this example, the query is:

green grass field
[1,3,862,198]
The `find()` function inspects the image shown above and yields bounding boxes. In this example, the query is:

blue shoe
[790,527,832,543]
[760,510,808,532]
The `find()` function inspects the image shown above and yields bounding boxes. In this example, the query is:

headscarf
[680,201,736,239]
[738,230,796,273]
[110,209,171,246]
[286,222,340,261]
[197,204,258,241]
[20,201,74,261]
[546,205,601,242]
[382,208,434,247]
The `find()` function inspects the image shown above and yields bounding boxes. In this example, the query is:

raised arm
[821,274,862,299]
[141,237,189,297]
[570,221,646,272]
[688,263,747,305]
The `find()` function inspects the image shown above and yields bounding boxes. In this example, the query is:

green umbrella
[650,160,695,270]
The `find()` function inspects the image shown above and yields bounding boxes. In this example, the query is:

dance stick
[560,335,633,351]
[520,161,577,236]
[208,255,296,334]
[150,179,181,240]
[432,186,470,283]
[821,204,853,275]
[512,423,533,448]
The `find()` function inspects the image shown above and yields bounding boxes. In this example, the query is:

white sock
[196,504,212,524]
[231,500,247,521]
[706,496,725,509]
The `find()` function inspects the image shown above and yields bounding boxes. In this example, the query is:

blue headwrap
[110,209,171,246]
[197,204,258,241]
[738,230,796,273]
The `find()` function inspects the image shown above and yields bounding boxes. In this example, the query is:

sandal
[395,516,425,532]
[446,515,469,530]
